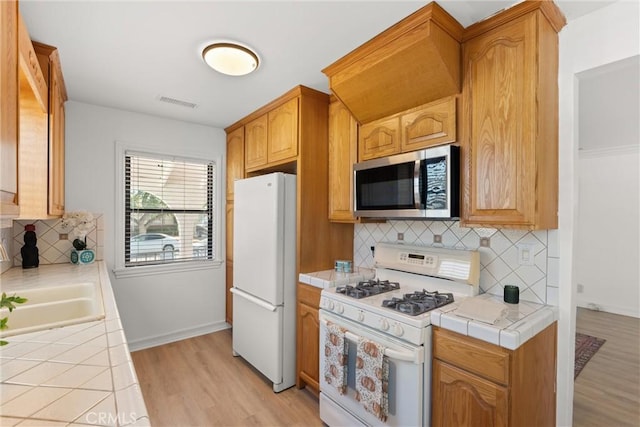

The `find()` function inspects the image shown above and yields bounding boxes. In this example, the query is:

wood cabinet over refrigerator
[224,87,354,391]
[461,1,565,230]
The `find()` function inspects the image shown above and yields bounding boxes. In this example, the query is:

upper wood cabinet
[328,98,358,222]
[243,98,299,173]
[401,96,456,152]
[244,114,267,170]
[226,126,245,200]
[34,42,67,216]
[461,2,565,230]
[432,324,557,427]
[358,96,457,162]
[17,13,49,220]
[267,98,298,164]
[322,2,463,123]
[0,0,19,217]
[358,116,400,161]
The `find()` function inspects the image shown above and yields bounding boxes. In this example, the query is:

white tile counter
[299,268,374,289]
[0,262,149,426]
[431,293,558,350]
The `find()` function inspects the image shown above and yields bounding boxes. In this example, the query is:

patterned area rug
[575,332,606,379]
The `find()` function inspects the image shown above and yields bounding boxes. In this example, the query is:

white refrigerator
[231,172,297,393]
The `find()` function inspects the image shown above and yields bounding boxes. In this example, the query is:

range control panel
[398,251,438,267]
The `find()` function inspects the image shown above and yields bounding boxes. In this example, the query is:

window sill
[113,259,223,279]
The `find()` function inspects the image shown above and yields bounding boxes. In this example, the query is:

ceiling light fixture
[202,42,260,76]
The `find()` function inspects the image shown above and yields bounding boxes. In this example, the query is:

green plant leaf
[0,317,7,329]
[0,340,8,346]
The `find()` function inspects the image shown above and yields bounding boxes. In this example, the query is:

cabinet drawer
[433,327,510,385]
[297,283,321,308]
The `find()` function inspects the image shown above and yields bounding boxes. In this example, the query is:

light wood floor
[132,309,640,426]
[573,307,640,427]
[131,328,323,426]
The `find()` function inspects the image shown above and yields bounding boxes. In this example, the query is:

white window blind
[125,151,215,266]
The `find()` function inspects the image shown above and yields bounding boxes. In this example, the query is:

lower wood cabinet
[432,324,557,427]
[296,283,321,393]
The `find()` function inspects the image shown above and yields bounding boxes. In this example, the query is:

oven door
[319,310,427,427]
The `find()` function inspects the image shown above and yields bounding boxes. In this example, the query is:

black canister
[21,224,39,269]
[503,285,519,304]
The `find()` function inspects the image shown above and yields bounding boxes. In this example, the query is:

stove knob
[380,319,390,331]
[393,323,404,337]
[327,301,335,311]
[357,311,365,322]
[336,303,344,314]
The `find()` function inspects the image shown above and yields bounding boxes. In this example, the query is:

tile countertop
[299,268,375,289]
[0,262,149,427]
[431,293,558,350]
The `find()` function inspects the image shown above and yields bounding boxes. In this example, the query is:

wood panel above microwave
[322,2,463,124]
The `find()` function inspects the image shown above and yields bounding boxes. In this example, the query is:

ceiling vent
[158,96,197,109]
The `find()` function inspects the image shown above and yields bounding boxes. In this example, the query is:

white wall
[576,148,639,316]
[557,1,640,425]
[65,101,228,350]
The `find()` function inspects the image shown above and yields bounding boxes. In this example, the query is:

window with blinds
[124,151,215,266]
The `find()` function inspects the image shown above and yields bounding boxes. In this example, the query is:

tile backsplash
[354,221,559,305]
[11,214,103,267]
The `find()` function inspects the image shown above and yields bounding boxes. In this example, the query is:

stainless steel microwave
[353,145,460,219]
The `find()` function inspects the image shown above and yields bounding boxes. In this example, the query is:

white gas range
[319,242,480,427]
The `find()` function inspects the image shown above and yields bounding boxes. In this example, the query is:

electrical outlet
[516,243,535,266]
[480,237,490,247]
[577,283,584,293]
[397,232,404,241]
[433,235,442,244]
[59,233,68,240]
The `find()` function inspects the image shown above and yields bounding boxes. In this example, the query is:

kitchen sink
[0,282,105,338]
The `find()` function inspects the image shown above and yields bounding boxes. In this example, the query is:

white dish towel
[455,298,508,324]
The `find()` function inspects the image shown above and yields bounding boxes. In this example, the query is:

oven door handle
[321,316,424,364]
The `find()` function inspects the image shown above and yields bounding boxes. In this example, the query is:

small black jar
[21,224,39,269]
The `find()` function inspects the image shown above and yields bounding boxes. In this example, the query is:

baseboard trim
[127,321,231,352]
[576,302,640,319]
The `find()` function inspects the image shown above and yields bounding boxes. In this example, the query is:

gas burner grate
[335,279,400,299]
[382,290,454,315]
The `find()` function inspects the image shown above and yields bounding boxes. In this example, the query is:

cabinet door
[358,116,401,161]
[432,360,508,427]
[267,97,298,164]
[328,100,357,222]
[462,14,537,227]
[48,61,65,216]
[401,96,456,151]
[245,114,268,170]
[296,284,320,393]
[226,127,244,199]
[0,0,19,216]
[225,202,234,324]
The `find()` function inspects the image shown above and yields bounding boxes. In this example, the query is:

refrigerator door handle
[231,287,278,312]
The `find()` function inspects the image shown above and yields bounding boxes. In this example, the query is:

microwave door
[353,158,424,218]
